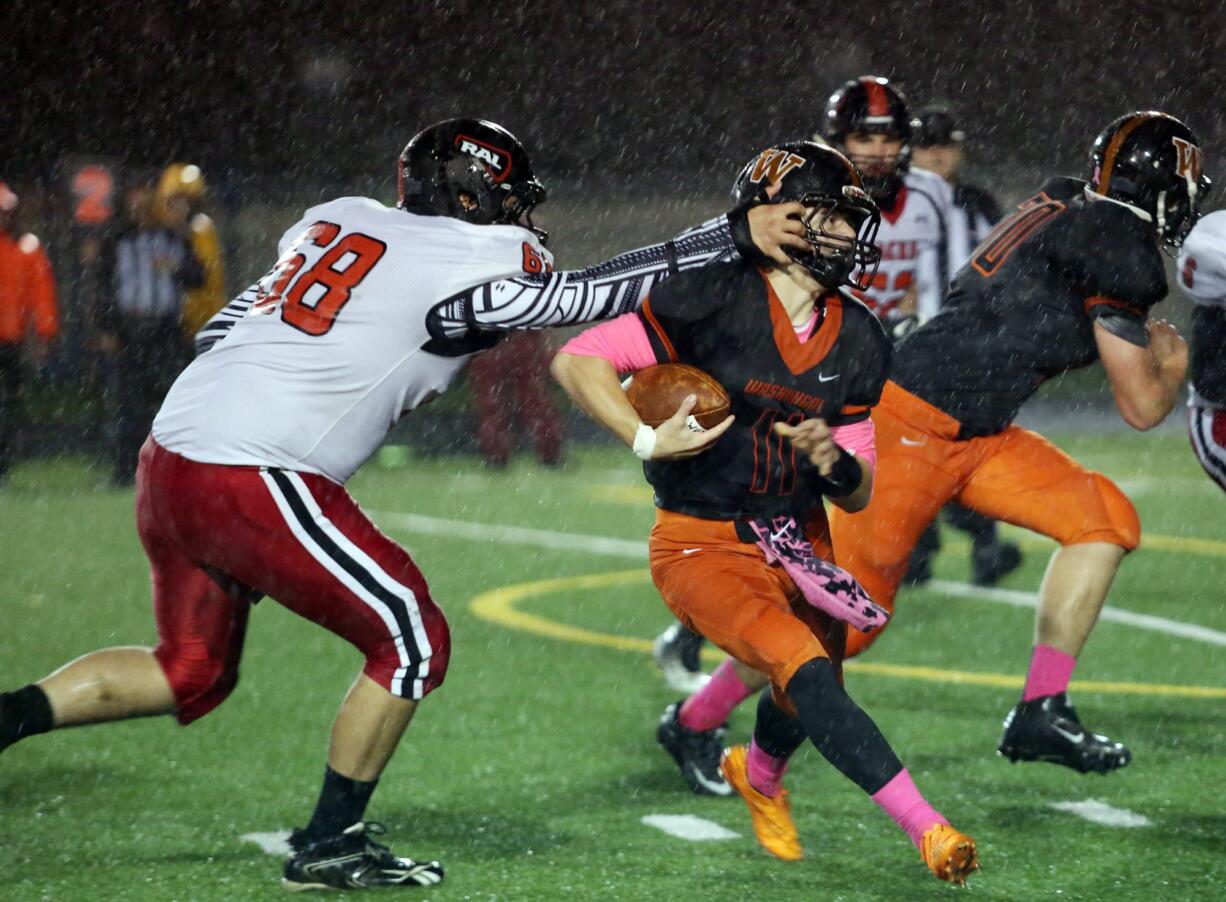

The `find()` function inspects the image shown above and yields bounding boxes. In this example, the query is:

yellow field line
[583,485,1226,557]
[469,569,1226,699]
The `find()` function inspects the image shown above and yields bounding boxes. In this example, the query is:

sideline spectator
[97,184,202,485]
[156,163,227,340]
[0,181,59,484]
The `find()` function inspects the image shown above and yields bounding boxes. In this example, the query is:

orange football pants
[830,381,1140,658]
[650,508,845,716]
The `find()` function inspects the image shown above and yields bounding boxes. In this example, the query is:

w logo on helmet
[749,149,807,185]
[1172,137,1203,183]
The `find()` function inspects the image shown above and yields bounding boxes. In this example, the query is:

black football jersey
[890,177,1167,437]
[636,261,892,520]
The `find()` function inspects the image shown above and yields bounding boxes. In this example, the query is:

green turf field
[2,432,1224,901]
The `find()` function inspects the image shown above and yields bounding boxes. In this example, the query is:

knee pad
[1067,474,1140,551]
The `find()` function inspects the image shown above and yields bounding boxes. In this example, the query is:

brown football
[625,363,731,430]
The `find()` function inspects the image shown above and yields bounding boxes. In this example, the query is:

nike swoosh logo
[817,372,840,382]
[686,765,732,795]
[682,548,703,555]
[1051,724,1085,744]
[900,437,926,446]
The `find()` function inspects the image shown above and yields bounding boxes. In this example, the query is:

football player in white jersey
[0,117,806,891]
[1178,209,1226,492]
[819,76,967,328]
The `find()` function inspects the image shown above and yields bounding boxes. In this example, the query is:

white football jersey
[154,197,740,483]
[1178,210,1226,306]
[853,167,967,322]
[1178,210,1226,408]
[154,197,554,482]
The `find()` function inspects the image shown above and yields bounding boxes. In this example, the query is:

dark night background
[4,0,1223,450]
[8,0,1223,194]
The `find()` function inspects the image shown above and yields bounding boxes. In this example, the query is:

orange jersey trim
[761,270,843,376]
[639,295,678,362]
[1084,295,1144,319]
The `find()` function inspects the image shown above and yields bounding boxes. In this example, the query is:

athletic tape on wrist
[632,423,657,460]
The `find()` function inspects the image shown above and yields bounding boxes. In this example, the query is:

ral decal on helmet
[749,149,807,185]
[455,135,512,182]
[1172,137,1203,183]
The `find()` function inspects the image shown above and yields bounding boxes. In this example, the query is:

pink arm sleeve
[831,418,876,475]
[558,313,658,373]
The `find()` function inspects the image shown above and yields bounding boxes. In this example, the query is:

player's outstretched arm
[1096,319,1188,430]
[551,352,732,460]
[427,203,807,339]
[774,418,874,511]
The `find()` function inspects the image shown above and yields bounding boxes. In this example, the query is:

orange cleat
[921,823,979,885]
[719,745,802,861]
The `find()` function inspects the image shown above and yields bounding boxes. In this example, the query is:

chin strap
[1083,185,1153,223]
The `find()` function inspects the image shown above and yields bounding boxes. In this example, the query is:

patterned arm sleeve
[194,282,260,356]
[426,214,737,339]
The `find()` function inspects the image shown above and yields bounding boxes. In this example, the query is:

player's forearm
[1118,354,1184,430]
[828,457,873,512]
[428,216,736,338]
[550,352,643,448]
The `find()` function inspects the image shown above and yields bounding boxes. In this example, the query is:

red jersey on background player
[1178,210,1226,492]
[0,118,808,892]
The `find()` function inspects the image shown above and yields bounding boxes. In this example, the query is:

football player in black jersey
[830,111,1207,775]
[905,106,1024,589]
[553,142,978,885]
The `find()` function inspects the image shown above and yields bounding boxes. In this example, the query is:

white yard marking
[925,580,1226,647]
[641,814,740,841]
[1048,799,1152,828]
[241,830,293,856]
[370,511,1226,648]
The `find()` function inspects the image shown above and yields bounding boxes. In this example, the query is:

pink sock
[678,659,753,732]
[871,769,948,850]
[1022,644,1077,701]
[746,739,789,798]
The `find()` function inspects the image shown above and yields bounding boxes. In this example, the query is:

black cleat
[998,692,1131,774]
[652,623,709,693]
[282,821,444,891]
[656,702,731,796]
[971,540,1023,586]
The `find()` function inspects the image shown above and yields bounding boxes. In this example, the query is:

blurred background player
[819,76,963,329]
[466,331,565,469]
[904,105,1023,587]
[0,181,60,485]
[553,142,978,885]
[95,183,203,486]
[1177,210,1226,492]
[0,117,807,892]
[911,106,1003,246]
[830,111,1206,774]
[156,162,227,343]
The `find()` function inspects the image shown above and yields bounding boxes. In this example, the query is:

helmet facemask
[790,187,882,290]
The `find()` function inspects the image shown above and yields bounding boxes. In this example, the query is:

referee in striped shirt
[97,185,203,486]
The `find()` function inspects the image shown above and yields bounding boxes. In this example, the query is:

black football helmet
[398,118,548,241]
[821,76,913,206]
[1089,111,1211,253]
[912,106,966,148]
[732,140,881,290]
